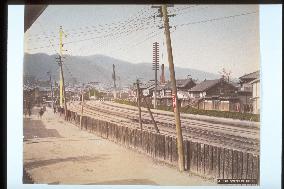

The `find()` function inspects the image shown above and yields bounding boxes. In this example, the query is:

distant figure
[28,108,31,117]
[38,108,44,119]
[24,108,27,118]
[53,106,56,114]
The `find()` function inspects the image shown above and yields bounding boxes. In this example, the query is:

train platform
[23,107,214,185]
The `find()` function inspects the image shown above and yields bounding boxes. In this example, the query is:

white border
[7,5,282,189]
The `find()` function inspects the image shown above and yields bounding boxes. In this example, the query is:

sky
[24,5,260,78]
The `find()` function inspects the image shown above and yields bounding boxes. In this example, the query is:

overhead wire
[26,13,155,51]
[175,10,258,28]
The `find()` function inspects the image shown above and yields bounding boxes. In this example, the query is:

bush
[114,99,137,107]
[114,99,260,122]
[180,106,260,122]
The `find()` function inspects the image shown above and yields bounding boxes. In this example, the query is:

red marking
[172,94,176,112]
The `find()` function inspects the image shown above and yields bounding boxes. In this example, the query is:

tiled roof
[189,79,220,92]
[164,79,194,89]
[239,70,260,80]
[140,80,155,89]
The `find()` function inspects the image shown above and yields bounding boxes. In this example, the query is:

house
[238,70,260,114]
[250,77,260,114]
[239,71,259,92]
[188,78,239,111]
[140,80,156,97]
[158,78,196,107]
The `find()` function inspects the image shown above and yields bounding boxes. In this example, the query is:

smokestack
[160,64,165,84]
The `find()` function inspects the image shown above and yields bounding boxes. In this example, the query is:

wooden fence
[63,110,259,183]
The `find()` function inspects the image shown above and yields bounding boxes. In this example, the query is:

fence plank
[184,140,189,171]
[247,153,253,179]
[197,143,205,174]
[237,151,243,179]
[232,150,238,179]
[224,149,233,179]
[212,146,218,178]
[219,147,225,179]
[204,144,210,175]
[190,142,198,173]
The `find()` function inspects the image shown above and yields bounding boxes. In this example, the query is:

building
[188,78,239,111]
[238,70,260,114]
[158,78,196,107]
[239,71,259,92]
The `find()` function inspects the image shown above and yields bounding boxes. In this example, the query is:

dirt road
[23,107,215,185]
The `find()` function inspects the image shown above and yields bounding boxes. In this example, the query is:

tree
[218,68,232,82]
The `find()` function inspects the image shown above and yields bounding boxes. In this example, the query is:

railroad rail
[67,100,259,155]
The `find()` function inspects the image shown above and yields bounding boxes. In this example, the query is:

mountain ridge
[23,53,221,86]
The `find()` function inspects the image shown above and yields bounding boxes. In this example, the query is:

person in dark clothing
[28,108,31,117]
[39,108,44,119]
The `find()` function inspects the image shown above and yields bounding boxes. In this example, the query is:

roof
[164,79,195,89]
[141,80,155,89]
[249,78,260,84]
[189,79,220,92]
[239,70,260,80]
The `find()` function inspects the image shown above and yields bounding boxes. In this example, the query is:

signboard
[172,94,176,112]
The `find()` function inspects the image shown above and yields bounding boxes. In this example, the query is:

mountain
[23,53,220,86]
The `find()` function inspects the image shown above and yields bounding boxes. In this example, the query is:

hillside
[23,53,220,86]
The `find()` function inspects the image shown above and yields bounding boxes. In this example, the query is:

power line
[175,11,258,28]
[26,13,157,52]
[77,17,158,56]
[168,5,198,14]
[25,7,153,42]
[26,7,156,53]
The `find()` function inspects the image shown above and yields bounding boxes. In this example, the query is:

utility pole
[142,96,159,133]
[58,25,68,119]
[54,80,57,106]
[112,64,117,99]
[161,4,185,171]
[47,71,54,108]
[56,55,68,119]
[135,79,142,131]
[80,91,84,130]
[152,42,159,109]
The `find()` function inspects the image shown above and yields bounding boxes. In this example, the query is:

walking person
[28,107,31,118]
[38,108,44,119]
[24,108,27,118]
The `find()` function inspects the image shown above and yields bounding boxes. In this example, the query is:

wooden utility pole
[59,26,64,108]
[112,64,117,99]
[47,71,54,108]
[80,92,84,130]
[142,96,159,133]
[58,56,68,119]
[58,25,68,119]
[136,79,142,131]
[161,4,185,171]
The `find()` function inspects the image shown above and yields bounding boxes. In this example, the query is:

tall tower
[160,64,165,84]
[152,42,159,109]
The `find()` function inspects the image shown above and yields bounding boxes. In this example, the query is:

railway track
[67,101,259,155]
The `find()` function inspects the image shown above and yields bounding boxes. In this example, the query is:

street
[23,107,214,185]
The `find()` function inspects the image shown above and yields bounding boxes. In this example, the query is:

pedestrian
[24,108,27,118]
[28,108,31,117]
[53,106,56,114]
[38,108,44,119]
